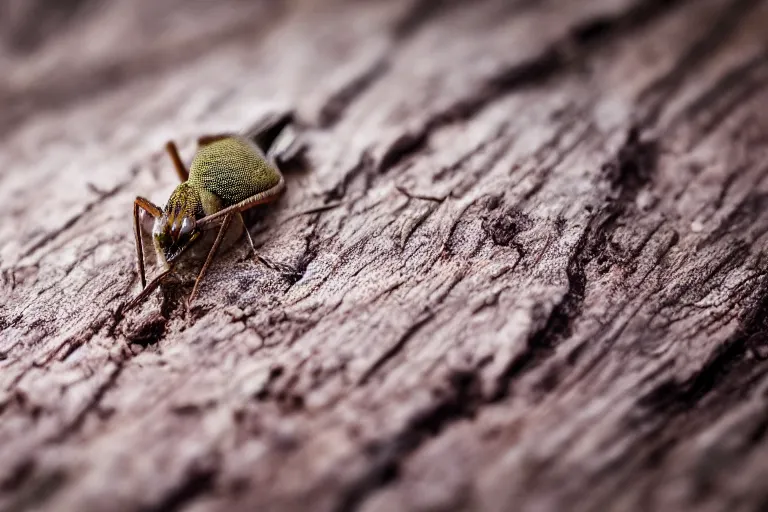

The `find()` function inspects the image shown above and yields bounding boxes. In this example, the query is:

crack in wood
[640,277,768,417]
[391,0,464,40]
[140,458,219,512]
[638,0,764,125]
[0,3,288,140]
[491,125,660,399]
[18,170,136,263]
[375,0,692,178]
[46,360,124,444]
[319,58,390,128]
[357,310,435,386]
[336,368,481,512]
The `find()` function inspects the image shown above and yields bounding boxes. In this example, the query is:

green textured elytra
[189,136,281,207]
[165,136,281,220]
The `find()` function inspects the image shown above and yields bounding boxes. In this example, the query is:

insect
[128,115,298,310]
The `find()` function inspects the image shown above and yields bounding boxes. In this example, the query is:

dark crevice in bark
[0,0,99,53]
[327,151,376,201]
[254,365,286,402]
[673,51,768,139]
[336,119,658,503]
[318,58,389,128]
[391,0,463,40]
[638,0,763,125]
[0,4,288,140]
[377,132,429,174]
[612,283,768,497]
[604,127,659,203]
[336,369,482,512]
[639,277,768,417]
[703,191,768,248]
[481,206,532,253]
[0,458,35,492]
[124,312,169,347]
[491,127,659,399]
[18,170,136,262]
[357,310,435,386]
[1,466,67,512]
[489,218,590,401]
[376,0,687,175]
[140,462,218,512]
[46,360,124,444]
[569,0,690,47]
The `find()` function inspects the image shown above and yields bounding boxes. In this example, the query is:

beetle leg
[125,268,173,312]
[188,213,233,305]
[133,197,163,289]
[165,141,189,182]
[196,175,285,229]
[237,213,299,276]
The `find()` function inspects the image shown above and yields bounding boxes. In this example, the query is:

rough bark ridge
[2,0,768,511]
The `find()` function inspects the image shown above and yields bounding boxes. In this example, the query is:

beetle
[128,115,299,310]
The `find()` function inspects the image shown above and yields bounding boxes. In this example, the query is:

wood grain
[2,1,768,511]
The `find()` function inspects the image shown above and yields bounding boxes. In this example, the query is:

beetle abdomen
[188,136,281,206]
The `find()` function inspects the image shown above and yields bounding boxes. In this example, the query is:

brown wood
[2,1,768,511]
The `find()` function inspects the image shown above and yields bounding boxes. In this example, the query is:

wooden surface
[2,0,768,511]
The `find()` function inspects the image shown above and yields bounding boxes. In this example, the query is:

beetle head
[154,183,203,263]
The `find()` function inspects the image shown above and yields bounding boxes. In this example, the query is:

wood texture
[2,1,768,511]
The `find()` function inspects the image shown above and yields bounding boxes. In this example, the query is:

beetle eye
[179,217,195,236]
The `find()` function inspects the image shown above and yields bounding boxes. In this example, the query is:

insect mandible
[128,115,298,310]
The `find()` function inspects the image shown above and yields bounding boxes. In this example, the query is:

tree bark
[2,0,768,511]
